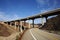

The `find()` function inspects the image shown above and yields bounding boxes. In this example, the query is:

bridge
[3,8,60,40]
[4,8,60,32]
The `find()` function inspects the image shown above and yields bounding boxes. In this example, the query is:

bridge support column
[41,18,44,26]
[18,21,20,31]
[17,25,19,31]
[17,21,20,32]
[32,19,34,28]
[15,22,17,30]
[45,16,48,27]
[28,20,30,28]
[6,22,8,25]
[20,21,23,32]
[19,21,21,31]
[10,22,12,26]
[24,20,26,30]
[45,16,48,23]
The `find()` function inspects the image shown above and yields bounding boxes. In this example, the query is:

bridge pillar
[20,21,23,32]
[28,20,30,28]
[17,21,20,32]
[41,18,44,26]
[32,19,34,28]
[18,21,21,31]
[15,22,17,30]
[6,22,8,25]
[45,16,48,27]
[10,22,12,26]
[45,16,48,23]
[7,22,10,25]
[18,21,20,31]
[24,20,26,30]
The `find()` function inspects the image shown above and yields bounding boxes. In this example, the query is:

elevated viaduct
[4,8,60,32]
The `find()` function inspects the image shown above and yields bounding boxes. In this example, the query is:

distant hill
[42,14,60,31]
[0,22,16,37]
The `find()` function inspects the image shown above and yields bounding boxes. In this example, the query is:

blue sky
[0,0,60,23]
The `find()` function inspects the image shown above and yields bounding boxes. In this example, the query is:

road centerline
[29,29,37,40]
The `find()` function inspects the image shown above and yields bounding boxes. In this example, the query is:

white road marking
[30,29,37,40]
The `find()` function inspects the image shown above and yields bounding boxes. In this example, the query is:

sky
[0,0,60,23]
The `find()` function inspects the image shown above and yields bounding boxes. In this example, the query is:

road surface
[21,28,60,40]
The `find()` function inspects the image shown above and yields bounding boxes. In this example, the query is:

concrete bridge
[4,8,60,33]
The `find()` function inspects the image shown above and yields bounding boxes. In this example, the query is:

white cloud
[0,12,21,21]
[10,14,21,21]
[36,0,58,8]
[38,8,51,13]
[36,0,49,5]
[40,9,48,13]
[36,0,59,14]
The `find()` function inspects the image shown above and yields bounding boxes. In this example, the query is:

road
[21,28,60,40]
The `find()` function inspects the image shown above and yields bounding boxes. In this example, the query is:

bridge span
[2,8,60,40]
[4,8,60,32]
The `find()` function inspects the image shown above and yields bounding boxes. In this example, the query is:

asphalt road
[21,28,60,40]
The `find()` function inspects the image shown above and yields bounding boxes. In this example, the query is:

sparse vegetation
[16,35,20,40]
[42,14,60,34]
[0,23,11,37]
[0,22,16,37]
